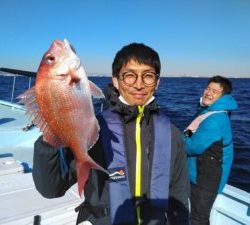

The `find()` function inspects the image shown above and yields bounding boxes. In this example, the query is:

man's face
[112,59,160,106]
[202,82,223,106]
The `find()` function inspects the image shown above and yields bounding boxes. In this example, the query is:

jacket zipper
[135,105,144,225]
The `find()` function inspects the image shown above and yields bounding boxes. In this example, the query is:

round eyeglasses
[119,71,159,86]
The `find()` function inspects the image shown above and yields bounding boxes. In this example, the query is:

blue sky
[1,0,250,77]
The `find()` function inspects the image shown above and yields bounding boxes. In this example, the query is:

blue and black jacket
[32,85,190,225]
[184,94,238,193]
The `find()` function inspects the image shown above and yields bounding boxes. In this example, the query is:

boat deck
[211,184,250,225]
[0,100,84,224]
[0,156,82,225]
[0,100,40,165]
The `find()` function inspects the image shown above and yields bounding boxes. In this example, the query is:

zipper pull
[138,106,144,117]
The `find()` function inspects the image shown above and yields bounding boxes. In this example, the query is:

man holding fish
[28,40,189,224]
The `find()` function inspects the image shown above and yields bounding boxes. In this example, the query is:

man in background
[184,75,238,225]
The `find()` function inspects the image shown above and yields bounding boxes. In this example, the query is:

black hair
[207,75,232,94]
[112,43,161,77]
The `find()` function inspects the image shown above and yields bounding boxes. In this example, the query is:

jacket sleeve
[32,135,77,198]
[167,124,190,225]
[184,114,227,155]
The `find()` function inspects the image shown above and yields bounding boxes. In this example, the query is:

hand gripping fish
[18,39,108,197]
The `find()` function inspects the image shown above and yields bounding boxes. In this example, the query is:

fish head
[37,39,81,83]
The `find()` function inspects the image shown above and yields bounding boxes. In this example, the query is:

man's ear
[112,76,119,90]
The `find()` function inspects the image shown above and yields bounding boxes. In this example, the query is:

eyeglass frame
[118,71,159,86]
[204,86,223,95]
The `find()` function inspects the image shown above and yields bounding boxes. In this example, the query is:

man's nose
[134,76,144,89]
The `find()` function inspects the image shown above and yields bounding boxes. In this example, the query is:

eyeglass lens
[121,72,158,86]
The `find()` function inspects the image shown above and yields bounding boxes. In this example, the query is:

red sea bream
[19,39,108,196]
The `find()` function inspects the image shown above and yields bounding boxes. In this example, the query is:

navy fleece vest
[99,110,171,224]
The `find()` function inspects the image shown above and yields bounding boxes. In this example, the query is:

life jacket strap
[184,111,227,134]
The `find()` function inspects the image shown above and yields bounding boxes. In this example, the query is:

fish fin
[89,80,105,98]
[86,155,109,175]
[76,156,109,197]
[18,87,64,148]
[87,119,100,151]
[43,129,65,148]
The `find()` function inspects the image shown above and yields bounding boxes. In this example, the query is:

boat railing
[210,184,250,225]
[0,67,36,104]
[0,67,106,114]
[10,75,33,103]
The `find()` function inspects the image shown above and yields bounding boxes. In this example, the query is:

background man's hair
[208,75,232,94]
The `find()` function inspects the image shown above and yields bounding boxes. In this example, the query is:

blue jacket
[184,94,238,193]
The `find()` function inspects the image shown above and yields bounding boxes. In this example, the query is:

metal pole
[11,75,16,103]
[28,77,32,88]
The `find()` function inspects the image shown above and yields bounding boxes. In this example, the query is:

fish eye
[45,54,56,65]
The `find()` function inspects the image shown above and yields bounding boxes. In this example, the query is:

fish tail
[76,159,109,197]
[76,162,91,198]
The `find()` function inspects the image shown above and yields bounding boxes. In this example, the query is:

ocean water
[0,74,249,193]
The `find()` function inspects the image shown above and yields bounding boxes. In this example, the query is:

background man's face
[202,82,223,106]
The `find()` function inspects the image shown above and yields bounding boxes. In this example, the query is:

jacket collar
[104,84,159,123]
[199,94,238,113]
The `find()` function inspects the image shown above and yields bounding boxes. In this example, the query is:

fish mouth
[64,39,77,54]
[63,39,81,71]
[64,39,70,48]
[70,59,81,75]
[75,59,81,71]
